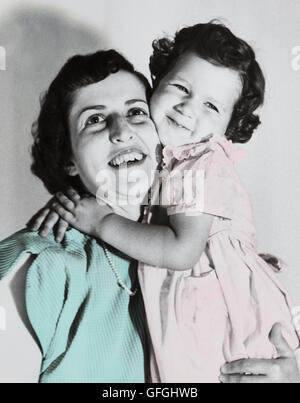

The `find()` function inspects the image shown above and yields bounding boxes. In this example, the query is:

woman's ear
[65,161,78,176]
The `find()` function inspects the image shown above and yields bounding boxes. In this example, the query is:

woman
[28,34,300,381]
[1,48,299,383]
[0,49,160,382]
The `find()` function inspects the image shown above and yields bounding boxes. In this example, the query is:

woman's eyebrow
[77,99,148,119]
[125,99,148,105]
[77,105,106,118]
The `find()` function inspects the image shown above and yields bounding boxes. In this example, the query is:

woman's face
[67,70,159,205]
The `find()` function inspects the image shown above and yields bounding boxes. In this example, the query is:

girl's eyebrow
[172,75,190,84]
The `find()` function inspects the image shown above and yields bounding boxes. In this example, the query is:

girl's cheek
[151,88,175,110]
[201,109,220,124]
[161,90,178,106]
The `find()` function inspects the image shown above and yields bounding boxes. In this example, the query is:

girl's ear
[65,161,78,176]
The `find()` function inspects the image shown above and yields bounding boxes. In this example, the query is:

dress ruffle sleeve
[162,136,242,219]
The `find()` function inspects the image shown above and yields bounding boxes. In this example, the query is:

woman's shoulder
[0,227,90,280]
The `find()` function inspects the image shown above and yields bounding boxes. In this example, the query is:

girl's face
[67,70,159,199]
[150,52,242,147]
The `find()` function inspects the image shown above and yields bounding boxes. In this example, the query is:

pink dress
[138,135,300,383]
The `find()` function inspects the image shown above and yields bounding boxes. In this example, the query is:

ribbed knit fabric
[0,228,147,383]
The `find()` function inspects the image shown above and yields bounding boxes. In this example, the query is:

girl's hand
[26,188,81,242]
[53,191,113,238]
[220,324,300,383]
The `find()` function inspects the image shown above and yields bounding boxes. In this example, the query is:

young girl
[32,23,300,382]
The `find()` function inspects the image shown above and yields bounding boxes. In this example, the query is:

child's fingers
[27,207,51,231]
[56,192,76,212]
[52,201,75,223]
[65,187,81,204]
[55,219,69,243]
[39,211,60,237]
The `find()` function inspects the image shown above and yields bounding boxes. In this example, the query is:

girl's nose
[174,97,196,119]
[109,115,134,144]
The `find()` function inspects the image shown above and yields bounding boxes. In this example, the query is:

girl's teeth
[175,121,183,128]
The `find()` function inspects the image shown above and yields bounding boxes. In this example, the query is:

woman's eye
[85,114,105,126]
[127,108,149,117]
[172,84,189,94]
[204,102,219,113]
[127,108,149,123]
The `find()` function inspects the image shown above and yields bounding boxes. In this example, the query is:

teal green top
[0,228,148,383]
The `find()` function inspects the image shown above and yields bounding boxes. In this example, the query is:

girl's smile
[150,52,243,147]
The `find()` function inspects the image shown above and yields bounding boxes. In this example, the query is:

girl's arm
[41,190,213,270]
[97,212,213,270]
[51,191,213,271]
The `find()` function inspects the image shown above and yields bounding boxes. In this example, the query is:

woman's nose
[109,116,134,144]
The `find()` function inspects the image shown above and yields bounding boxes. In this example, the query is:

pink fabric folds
[139,135,300,383]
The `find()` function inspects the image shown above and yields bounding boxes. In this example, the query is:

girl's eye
[204,102,219,113]
[85,114,105,126]
[172,84,189,94]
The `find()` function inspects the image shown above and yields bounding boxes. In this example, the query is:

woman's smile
[108,147,147,168]
[67,70,160,196]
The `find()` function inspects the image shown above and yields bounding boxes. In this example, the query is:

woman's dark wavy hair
[31,50,151,194]
[150,21,265,143]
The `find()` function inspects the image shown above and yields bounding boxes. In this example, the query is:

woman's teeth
[110,151,145,167]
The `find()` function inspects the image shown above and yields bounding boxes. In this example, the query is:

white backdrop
[0,0,299,304]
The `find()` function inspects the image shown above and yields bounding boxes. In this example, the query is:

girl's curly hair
[150,22,265,143]
[31,50,151,195]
